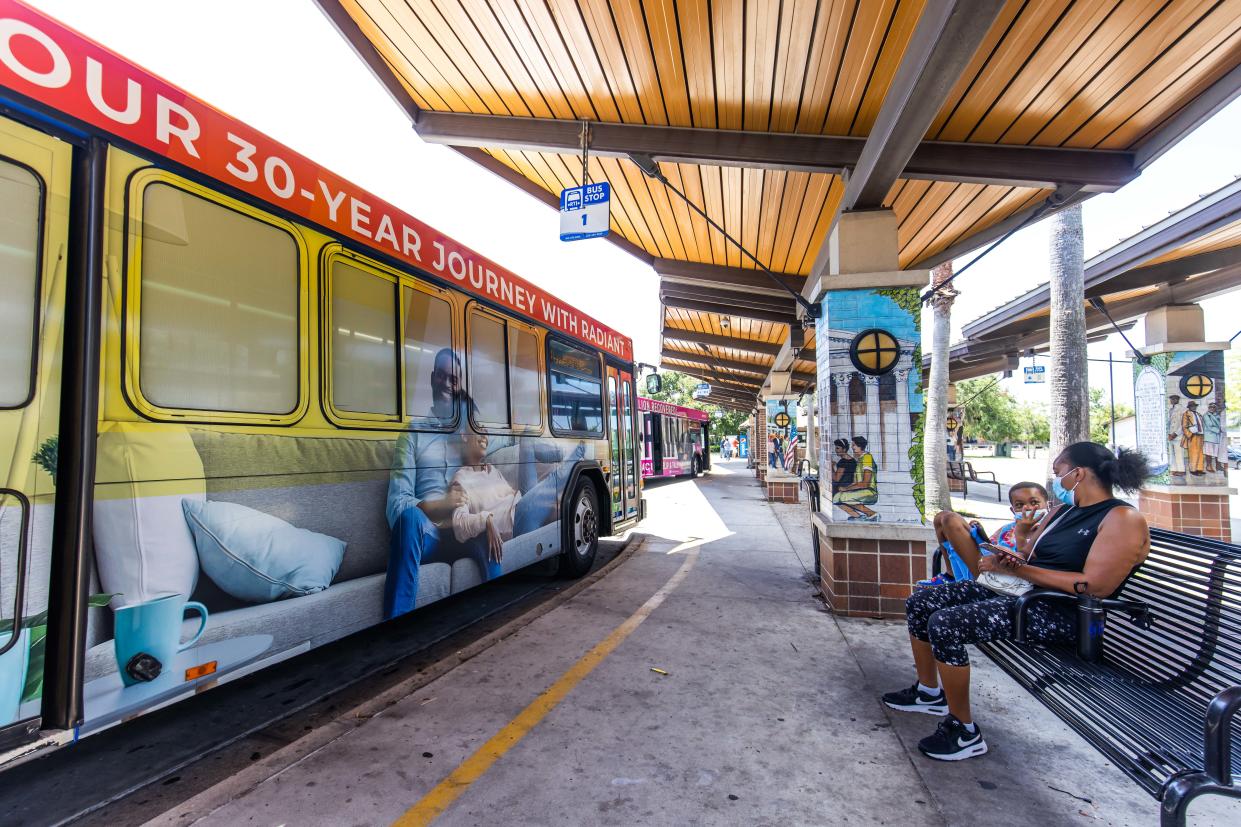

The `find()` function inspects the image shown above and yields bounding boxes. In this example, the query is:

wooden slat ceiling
[1142,215,1241,267]
[332,0,1241,403]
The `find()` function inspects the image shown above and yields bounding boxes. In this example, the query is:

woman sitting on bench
[882,441,1151,761]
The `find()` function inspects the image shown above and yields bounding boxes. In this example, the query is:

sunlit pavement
[142,459,1234,826]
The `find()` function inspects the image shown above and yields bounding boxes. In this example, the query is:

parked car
[1229,445,1241,470]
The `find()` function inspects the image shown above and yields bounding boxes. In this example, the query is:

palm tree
[1048,204,1089,465]
[924,262,956,517]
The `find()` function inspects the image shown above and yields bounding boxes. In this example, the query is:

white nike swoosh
[957,735,977,748]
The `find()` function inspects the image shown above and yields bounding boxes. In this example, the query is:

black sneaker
[882,683,948,715]
[918,715,988,761]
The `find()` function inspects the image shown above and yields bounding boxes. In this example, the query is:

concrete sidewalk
[144,458,1234,826]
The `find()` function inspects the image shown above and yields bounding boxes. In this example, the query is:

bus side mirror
[645,374,662,395]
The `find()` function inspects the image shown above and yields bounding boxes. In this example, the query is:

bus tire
[559,478,599,577]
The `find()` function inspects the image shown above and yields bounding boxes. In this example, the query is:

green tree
[956,379,1021,446]
[1088,386,1134,445]
[1014,402,1050,445]
[648,370,749,448]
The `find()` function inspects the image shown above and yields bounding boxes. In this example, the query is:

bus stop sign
[560,182,610,241]
[1024,365,1046,384]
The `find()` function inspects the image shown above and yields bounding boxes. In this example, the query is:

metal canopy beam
[660,283,796,313]
[661,296,797,325]
[663,364,763,389]
[661,348,770,377]
[963,180,1241,339]
[660,327,783,357]
[1084,245,1241,299]
[410,111,1132,192]
[839,0,1009,211]
[655,259,805,297]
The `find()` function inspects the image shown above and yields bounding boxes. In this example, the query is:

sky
[25,0,1241,412]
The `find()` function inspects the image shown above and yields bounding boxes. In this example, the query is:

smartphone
[980,542,1026,564]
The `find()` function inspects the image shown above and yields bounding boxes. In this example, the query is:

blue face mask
[1051,469,1079,506]
[1013,507,1047,522]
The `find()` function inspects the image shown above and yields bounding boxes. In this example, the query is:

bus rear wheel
[559,478,599,577]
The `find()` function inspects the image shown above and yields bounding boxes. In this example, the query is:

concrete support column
[1131,304,1233,540]
[808,210,933,618]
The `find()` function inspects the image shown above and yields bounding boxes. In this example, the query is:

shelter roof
[321,0,1241,406]
[943,177,1241,381]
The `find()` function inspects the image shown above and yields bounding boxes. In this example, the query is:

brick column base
[1139,488,1232,541]
[766,476,800,503]
[813,515,933,619]
[756,467,766,482]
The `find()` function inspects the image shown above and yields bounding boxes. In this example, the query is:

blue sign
[560,182,610,241]
[1024,365,1046,384]
[738,433,749,459]
[692,382,710,399]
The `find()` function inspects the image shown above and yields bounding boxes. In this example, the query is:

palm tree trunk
[1049,204,1089,466]
[924,262,956,517]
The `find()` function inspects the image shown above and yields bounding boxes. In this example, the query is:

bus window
[467,307,543,431]
[331,260,397,416]
[548,338,603,436]
[401,283,453,421]
[0,159,40,407]
[137,182,299,415]
[469,310,508,426]
[509,325,541,427]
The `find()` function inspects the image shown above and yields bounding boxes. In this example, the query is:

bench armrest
[1204,684,1241,784]
[1012,589,1076,643]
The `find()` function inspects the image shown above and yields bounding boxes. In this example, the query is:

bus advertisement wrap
[0,0,631,360]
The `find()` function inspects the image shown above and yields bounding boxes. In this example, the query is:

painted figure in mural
[1167,394,1187,478]
[1214,402,1229,471]
[770,434,782,468]
[833,436,879,521]
[450,433,582,559]
[831,438,857,494]
[1182,400,1206,476]
[1204,402,1223,473]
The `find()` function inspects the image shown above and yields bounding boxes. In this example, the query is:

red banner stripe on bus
[0,0,631,361]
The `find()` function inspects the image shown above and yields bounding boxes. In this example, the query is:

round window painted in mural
[1180,373,1214,399]
[849,329,901,376]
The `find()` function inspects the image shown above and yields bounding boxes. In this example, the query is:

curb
[143,534,648,827]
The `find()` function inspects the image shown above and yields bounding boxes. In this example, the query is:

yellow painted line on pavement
[393,548,700,826]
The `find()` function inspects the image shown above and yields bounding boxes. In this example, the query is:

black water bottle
[1077,594,1106,662]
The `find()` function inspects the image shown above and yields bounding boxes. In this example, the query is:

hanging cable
[1088,297,1150,364]
[919,187,1086,304]
[628,153,820,319]
[579,121,591,187]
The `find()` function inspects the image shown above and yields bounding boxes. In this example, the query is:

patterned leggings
[905,581,1076,666]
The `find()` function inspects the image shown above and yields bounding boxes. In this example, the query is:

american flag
[783,435,799,470]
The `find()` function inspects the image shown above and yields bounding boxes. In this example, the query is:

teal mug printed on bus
[112,595,208,687]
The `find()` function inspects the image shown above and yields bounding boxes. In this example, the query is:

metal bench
[946,460,1002,501]
[972,528,1241,826]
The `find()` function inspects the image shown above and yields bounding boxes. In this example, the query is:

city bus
[638,397,710,480]
[0,0,641,756]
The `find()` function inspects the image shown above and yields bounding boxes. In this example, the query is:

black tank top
[1029,498,1131,574]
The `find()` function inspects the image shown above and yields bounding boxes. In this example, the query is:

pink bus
[638,397,711,479]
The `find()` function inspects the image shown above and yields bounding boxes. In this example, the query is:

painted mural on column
[815,289,924,523]
[1133,349,1228,485]
[765,399,799,471]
